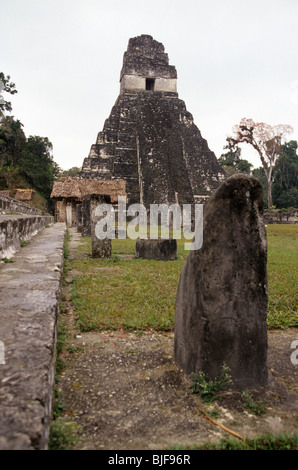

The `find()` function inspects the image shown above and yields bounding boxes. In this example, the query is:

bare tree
[227,118,293,207]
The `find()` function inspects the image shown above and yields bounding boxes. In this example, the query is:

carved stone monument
[81,195,92,237]
[174,174,268,388]
[90,194,112,259]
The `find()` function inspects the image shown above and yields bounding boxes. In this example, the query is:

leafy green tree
[0,72,18,116]
[59,166,80,177]
[52,161,63,180]
[19,136,55,199]
[252,141,298,209]
[272,140,298,208]
[0,116,26,167]
[0,164,25,190]
[218,142,252,176]
[0,72,61,212]
[0,73,26,183]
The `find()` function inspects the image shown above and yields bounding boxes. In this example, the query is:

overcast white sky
[1,0,298,170]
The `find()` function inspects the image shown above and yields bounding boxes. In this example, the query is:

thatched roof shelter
[14,189,35,202]
[50,177,127,204]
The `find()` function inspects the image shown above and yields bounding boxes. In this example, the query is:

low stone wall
[0,222,66,450]
[0,214,54,260]
[0,193,48,216]
[264,208,298,224]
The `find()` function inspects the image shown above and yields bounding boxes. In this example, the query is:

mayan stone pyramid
[80,35,225,206]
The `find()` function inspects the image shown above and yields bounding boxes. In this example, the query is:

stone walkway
[0,222,66,450]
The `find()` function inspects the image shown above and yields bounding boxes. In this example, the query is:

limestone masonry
[80,35,225,206]
[0,222,65,449]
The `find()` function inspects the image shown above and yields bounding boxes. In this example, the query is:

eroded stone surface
[0,214,54,259]
[90,194,112,258]
[174,174,268,388]
[136,238,177,261]
[0,222,66,449]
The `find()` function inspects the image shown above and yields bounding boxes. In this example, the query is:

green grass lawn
[69,224,297,332]
[266,225,298,328]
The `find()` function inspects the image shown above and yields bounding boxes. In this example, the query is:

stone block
[81,195,91,237]
[76,204,82,232]
[136,238,177,261]
[91,237,112,259]
[90,194,112,258]
[174,174,268,388]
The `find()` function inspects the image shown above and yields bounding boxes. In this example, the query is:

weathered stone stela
[174,174,268,388]
[80,35,225,206]
[90,194,112,258]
